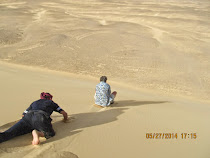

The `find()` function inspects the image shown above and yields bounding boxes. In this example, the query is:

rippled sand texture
[0,0,210,100]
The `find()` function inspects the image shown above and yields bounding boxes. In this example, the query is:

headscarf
[40,92,53,100]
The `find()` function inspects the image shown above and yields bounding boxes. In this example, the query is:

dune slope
[0,62,210,158]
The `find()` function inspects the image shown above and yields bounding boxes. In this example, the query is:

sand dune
[0,0,210,157]
[0,62,210,158]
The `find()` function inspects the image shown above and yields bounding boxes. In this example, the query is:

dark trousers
[0,111,55,143]
[23,111,55,139]
[0,119,32,143]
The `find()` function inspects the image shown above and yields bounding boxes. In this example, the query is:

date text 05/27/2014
[146,133,197,139]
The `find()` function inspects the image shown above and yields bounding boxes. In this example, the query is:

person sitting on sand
[94,76,117,107]
[0,92,68,145]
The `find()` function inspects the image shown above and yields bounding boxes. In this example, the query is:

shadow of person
[47,107,129,144]
[49,100,168,143]
[43,100,168,144]
[111,100,168,107]
[0,99,167,148]
[0,108,128,148]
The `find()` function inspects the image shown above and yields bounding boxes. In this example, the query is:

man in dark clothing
[0,92,68,145]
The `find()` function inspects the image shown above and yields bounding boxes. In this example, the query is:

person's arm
[53,102,68,122]
[60,110,68,122]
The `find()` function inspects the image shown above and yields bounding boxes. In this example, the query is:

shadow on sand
[111,100,168,107]
[0,100,167,149]
[43,100,168,144]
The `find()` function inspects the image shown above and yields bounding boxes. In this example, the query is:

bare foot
[32,130,40,145]
[112,91,117,98]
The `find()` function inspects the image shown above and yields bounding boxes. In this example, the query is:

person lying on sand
[0,92,68,145]
[94,76,117,108]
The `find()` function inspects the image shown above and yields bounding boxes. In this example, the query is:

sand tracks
[0,28,23,45]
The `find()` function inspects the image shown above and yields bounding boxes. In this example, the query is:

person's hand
[62,116,75,123]
[62,118,68,123]
[60,110,68,122]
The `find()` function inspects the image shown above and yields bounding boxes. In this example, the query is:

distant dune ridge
[0,0,209,101]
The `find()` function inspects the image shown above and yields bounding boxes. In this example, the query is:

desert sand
[0,0,210,158]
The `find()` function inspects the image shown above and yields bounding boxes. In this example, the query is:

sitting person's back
[94,76,117,107]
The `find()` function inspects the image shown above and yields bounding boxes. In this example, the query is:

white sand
[0,0,210,157]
